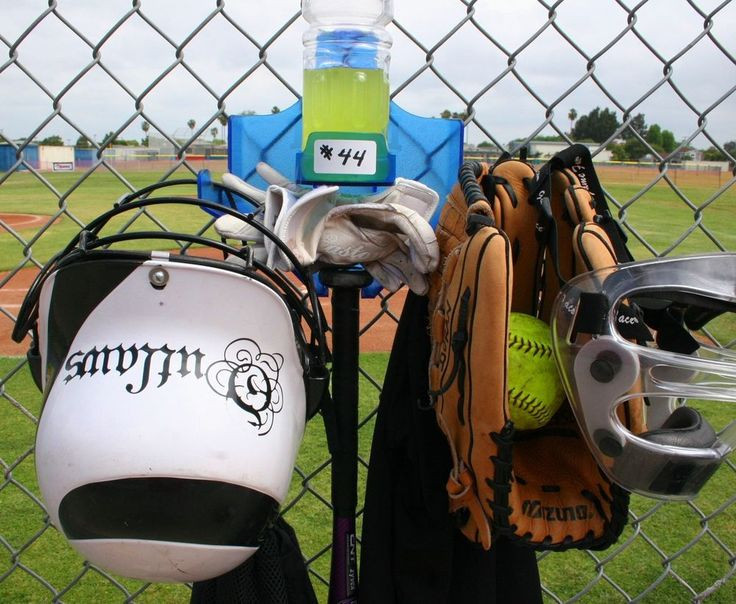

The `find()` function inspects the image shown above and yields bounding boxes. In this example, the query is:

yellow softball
[507,312,565,430]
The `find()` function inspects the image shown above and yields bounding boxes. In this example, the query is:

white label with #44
[312,139,377,176]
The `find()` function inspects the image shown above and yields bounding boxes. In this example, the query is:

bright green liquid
[302,67,389,147]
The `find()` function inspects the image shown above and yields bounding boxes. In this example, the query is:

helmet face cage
[13,186,329,583]
[15,190,329,395]
[551,253,736,500]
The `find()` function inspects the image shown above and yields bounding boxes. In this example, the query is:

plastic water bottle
[301,0,393,152]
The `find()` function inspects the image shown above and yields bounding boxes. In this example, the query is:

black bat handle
[321,267,373,604]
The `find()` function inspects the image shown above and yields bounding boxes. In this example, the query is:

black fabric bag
[191,517,317,604]
[359,292,542,604]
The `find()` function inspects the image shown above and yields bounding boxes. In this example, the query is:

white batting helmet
[13,187,328,582]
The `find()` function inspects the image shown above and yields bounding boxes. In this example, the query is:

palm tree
[141,120,150,147]
[218,113,228,144]
[568,108,578,135]
[187,119,196,139]
[210,126,218,142]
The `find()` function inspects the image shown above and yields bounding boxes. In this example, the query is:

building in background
[0,143,75,172]
[0,143,38,171]
[38,145,74,171]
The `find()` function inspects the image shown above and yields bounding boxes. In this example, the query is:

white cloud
[0,0,733,148]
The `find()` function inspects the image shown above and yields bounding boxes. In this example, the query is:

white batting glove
[212,165,441,292]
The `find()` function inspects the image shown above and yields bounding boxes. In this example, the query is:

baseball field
[1,162,735,602]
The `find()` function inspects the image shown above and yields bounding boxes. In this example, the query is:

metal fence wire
[1,0,735,602]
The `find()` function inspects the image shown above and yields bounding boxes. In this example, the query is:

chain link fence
[1,0,735,601]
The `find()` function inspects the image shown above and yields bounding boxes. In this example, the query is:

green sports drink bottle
[300,0,394,184]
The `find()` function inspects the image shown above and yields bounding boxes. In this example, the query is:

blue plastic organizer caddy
[197,100,464,297]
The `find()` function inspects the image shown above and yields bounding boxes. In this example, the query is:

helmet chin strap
[639,407,717,449]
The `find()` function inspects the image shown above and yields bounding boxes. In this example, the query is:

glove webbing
[529,144,632,264]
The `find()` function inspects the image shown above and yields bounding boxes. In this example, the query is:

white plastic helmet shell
[35,255,306,582]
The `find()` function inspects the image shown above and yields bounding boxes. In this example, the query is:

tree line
[443,106,733,162]
[570,107,677,160]
[569,106,733,162]
[26,105,735,162]
[29,107,283,149]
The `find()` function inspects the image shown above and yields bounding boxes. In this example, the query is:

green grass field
[2,354,735,603]
[0,169,217,272]
[1,166,735,602]
[1,165,735,272]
